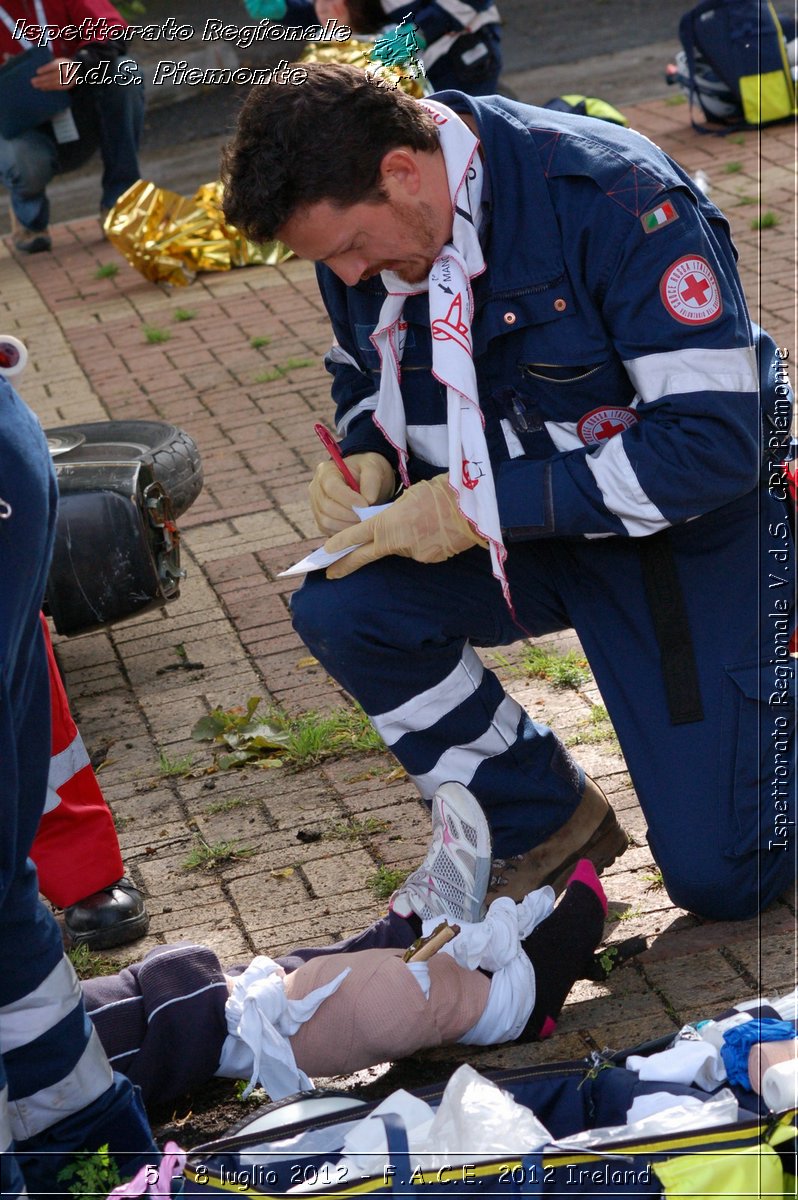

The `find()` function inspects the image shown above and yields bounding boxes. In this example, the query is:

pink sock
[567,859,607,915]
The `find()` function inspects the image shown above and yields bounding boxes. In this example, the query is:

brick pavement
[0,96,795,1090]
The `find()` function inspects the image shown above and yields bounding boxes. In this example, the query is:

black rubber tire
[44,420,203,518]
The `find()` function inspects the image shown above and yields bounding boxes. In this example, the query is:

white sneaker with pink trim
[390,781,492,924]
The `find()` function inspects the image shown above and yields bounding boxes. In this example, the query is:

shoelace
[489,855,524,888]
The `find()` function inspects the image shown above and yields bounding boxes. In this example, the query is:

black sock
[518,860,607,1041]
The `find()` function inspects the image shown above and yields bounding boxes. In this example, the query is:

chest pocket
[514,354,635,430]
[483,356,637,461]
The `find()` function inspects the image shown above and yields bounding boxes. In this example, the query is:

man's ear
[379,148,422,197]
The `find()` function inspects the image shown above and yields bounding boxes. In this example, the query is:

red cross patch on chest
[660,255,722,325]
[577,406,639,446]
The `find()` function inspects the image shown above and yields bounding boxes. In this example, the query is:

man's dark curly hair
[221,64,440,243]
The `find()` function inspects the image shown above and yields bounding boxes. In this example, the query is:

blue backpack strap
[378,1112,412,1193]
[678,0,745,134]
[378,1112,546,1196]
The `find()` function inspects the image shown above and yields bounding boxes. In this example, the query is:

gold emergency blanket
[104,179,292,287]
[298,37,427,97]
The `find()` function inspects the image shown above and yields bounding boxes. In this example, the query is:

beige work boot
[488,775,629,902]
[8,205,51,254]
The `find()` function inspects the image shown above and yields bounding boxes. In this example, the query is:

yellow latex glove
[325,473,488,579]
[309,452,396,534]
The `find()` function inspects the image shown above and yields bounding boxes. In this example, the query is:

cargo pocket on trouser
[717,660,795,857]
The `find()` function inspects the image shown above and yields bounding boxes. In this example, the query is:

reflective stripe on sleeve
[623,345,758,403]
[585,435,669,536]
[336,394,379,436]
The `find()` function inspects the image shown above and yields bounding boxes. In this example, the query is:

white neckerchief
[371,100,511,609]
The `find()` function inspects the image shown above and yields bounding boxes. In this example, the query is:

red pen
[314,422,361,493]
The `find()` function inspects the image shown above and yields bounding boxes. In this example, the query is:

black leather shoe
[14,228,51,254]
[64,877,149,950]
[8,204,52,254]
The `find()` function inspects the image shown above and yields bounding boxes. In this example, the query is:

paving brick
[561,987,677,1037]
[157,924,252,964]
[194,802,273,845]
[248,896,389,956]
[724,929,798,998]
[468,1032,592,1072]
[642,950,749,1018]
[133,842,226,897]
[265,789,348,833]
[302,848,382,899]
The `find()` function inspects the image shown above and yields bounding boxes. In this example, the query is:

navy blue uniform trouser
[292,482,796,922]
[0,380,157,1197]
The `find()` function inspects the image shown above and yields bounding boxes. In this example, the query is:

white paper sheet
[278,504,392,577]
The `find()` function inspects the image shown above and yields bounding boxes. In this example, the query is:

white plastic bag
[416,1064,551,1168]
[288,1066,552,1191]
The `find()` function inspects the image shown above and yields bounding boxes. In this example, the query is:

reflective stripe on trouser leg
[45,730,91,813]
[290,553,583,858]
[1,955,113,1142]
[372,645,531,797]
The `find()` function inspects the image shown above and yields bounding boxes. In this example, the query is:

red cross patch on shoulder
[577,406,639,446]
[660,256,722,325]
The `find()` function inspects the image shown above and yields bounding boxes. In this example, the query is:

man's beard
[386,199,445,284]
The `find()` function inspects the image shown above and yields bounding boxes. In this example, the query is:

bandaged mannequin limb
[84,864,607,1106]
[219,867,605,1100]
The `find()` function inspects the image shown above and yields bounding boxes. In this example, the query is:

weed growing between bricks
[520,644,591,688]
[325,817,390,843]
[142,324,172,344]
[254,358,314,383]
[493,643,592,689]
[158,750,196,776]
[566,705,620,748]
[68,943,127,980]
[183,834,256,872]
[368,864,410,900]
[191,696,384,771]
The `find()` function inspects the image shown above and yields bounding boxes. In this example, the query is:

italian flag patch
[641,201,679,233]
